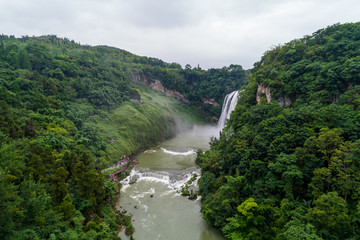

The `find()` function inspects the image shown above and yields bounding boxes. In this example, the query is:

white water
[123,168,201,192]
[118,126,224,240]
[217,90,239,129]
[161,148,196,156]
[128,170,170,184]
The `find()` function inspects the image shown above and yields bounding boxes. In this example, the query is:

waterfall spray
[217,90,239,129]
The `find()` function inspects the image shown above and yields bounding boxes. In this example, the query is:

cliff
[256,83,291,107]
[256,83,272,103]
[201,97,220,107]
[133,73,190,104]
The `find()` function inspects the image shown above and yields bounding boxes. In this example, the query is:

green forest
[2,19,360,240]
[0,35,245,239]
[197,22,360,239]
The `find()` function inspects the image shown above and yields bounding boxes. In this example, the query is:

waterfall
[141,172,170,181]
[217,90,239,129]
[129,170,170,184]
[161,148,195,156]
[124,168,201,193]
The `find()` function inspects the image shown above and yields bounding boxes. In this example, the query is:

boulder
[188,193,198,200]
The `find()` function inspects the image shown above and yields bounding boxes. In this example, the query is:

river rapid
[117,125,225,240]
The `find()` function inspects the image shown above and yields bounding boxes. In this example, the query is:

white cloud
[0,0,359,69]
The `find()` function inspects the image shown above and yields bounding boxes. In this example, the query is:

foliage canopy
[197,22,360,239]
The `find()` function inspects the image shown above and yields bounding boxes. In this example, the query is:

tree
[222,198,279,240]
[0,101,22,139]
[275,220,322,240]
[0,171,20,239]
[51,167,69,203]
[56,194,76,222]
[317,128,343,164]
[125,223,135,236]
[18,49,31,69]
[267,153,303,199]
[309,167,332,199]
[307,192,351,239]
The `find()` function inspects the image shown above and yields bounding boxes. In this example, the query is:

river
[117,125,225,240]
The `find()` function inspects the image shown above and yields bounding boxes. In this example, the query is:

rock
[188,193,198,200]
[129,175,138,184]
[211,116,219,124]
[256,83,292,107]
[277,96,292,107]
[201,97,220,107]
[256,83,272,103]
[132,73,190,104]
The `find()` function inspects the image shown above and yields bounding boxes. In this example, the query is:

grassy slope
[95,86,206,165]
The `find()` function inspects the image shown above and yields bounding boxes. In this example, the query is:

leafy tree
[222,198,279,240]
[18,49,31,70]
[51,167,69,203]
[307,192,351,239]
[56,194,76,222]
[275,220,322,240]
[267,153,303,199]
[0,101,22,139]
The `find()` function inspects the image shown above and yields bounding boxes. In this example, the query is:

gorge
[117,91,239,239]
[0,35,246,240]
[2,22,360,240]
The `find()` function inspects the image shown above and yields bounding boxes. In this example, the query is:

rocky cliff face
[256,83,272,103]
[148,79,165,92]
[277,96,292,107]
[256,83,291,107]
[132,73,190,104]
[201,98,219,107]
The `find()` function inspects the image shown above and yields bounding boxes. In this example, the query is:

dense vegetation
[197,22,360,239]
[0,34,246,239]
[144,63,248,116]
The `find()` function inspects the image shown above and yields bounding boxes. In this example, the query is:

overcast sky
[1,0,359,69]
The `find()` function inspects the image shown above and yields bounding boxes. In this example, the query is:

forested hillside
[0,35,247,116]
[197,22,360,239]
[0,35,246,239]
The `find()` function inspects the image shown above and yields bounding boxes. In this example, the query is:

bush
[125,223,135,236]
